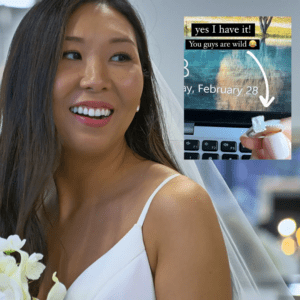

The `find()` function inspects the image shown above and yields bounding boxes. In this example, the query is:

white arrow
[246,51,275,108]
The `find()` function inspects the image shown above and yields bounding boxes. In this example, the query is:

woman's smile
[69,101,115,128]
[52,3,143,151]
[70,106,114,128]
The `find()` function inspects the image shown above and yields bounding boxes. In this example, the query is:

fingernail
[264,132,291,159]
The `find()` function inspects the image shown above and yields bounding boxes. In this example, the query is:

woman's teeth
[70,106,113,119]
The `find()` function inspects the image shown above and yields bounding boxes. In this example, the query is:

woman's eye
[62,51,82,60]
[111,53,132,62]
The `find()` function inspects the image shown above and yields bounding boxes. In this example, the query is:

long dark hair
[0,0,181,295]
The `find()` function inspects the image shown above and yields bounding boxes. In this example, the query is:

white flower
[11,249,31,299]
[0,253,18,277]
[46,272,67,300]
[25,253,46,280]
[0,238,10,253]
[0,236,67,300]
[0,273,23,300]
[0,235,26,253]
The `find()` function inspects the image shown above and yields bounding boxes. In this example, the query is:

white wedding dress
[64,174,179,300]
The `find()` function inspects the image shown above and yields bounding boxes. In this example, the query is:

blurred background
[214,148,300,299]
[1,0,300,299]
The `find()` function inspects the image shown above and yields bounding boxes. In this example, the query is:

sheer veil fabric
[153,63,294,299]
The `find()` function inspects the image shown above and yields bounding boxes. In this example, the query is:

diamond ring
[245,115,284,138]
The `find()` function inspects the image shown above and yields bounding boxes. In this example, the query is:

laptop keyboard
[184,126,252,160]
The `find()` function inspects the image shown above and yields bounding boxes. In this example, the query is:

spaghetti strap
[137,173,180,226]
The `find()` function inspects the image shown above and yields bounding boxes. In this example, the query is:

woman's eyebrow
[109,37,136,46]
[65,36,84,43]
[64,36,136,46]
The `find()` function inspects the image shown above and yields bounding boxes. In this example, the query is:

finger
[240,133,263,150]
[250,148,269,160]
[239,133,266,159]
[263,132,291,159]
[280,117,292,141]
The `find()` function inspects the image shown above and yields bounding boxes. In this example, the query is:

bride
[0,0,293,299]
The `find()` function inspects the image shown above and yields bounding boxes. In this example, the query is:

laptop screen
[184,16,292,127]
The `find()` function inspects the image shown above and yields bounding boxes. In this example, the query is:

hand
[240,117,291,160]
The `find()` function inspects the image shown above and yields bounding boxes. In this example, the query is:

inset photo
[184,17,291,160]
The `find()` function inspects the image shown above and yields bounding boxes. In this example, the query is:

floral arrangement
[0,235,67,300]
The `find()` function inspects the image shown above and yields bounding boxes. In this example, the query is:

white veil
[153,62,294,299]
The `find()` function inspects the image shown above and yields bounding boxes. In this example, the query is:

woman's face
[53,3,144,155]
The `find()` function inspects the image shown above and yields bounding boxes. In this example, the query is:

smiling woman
[0,0,232,299]
[0,0,294,300]
[53,4,144,155]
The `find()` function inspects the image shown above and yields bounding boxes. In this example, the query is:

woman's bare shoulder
[132,160,218,239]
[139,161,210,214]
[145,165,211,215]
[145,170,232,299]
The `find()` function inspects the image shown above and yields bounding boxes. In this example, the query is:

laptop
[184,15,292,160]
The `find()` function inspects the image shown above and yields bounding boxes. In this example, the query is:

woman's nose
[80,58,111,92]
